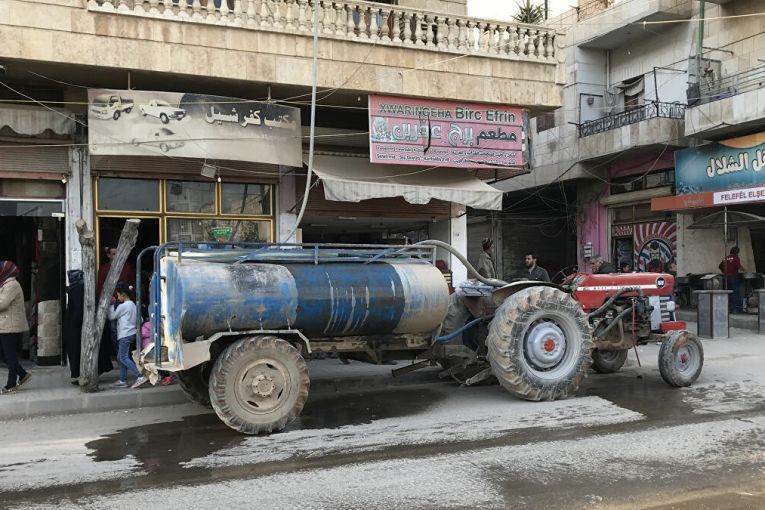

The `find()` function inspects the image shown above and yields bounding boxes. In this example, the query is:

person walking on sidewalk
[108,283,146,389]
[0,261,31,394]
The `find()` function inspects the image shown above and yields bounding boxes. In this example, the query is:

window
[166,218,271,243]
[221,183,271,216]
[536,111,556,133]
[166,181,215,214]
[97,178,160,212]
[610,169,675,195]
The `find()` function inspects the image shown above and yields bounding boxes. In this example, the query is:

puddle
[579,371,697,421]
[85,387,446,473]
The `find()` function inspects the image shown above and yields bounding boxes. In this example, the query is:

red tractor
[433,270,703,399]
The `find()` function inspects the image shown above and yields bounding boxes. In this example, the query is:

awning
[0,104,75,137]
[306,154,503,211]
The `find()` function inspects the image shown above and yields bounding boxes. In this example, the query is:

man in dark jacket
[523,252,550,282]
[591,254,616,274]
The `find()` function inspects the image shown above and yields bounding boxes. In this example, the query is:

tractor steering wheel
[552,265,579,285]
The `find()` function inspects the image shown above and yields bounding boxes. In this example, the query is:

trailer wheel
[659,330,703,387]
[487,286,593,401]
[591,349,628,374]
[177,364,212,408]
[209,336,309,434]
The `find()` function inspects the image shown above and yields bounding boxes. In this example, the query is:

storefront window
[166,218,270,243]
[166,181,215,213]
[97,178,159,212]
[221,183,271,215]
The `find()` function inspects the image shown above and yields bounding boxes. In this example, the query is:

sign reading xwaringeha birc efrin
[87,89,302,168]
[368,95,527,169]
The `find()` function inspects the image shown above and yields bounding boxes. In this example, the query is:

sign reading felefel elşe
[368,95,526,169]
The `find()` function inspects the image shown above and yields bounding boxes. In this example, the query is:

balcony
[573,0,692,49]
[579,101,685,137]
[0,0,564,109]
[685,64,765,139]
[578,101,688,160]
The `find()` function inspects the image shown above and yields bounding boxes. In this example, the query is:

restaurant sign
[368,95,527,169]
[675,132,765,195]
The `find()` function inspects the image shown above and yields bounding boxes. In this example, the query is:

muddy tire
[209,336,309,434]
[591,349,628,374]
[177,364,212,408]
[659,330,703,387]
[487,286,593,401]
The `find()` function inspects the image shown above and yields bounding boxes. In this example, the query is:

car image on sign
[131,128,185,153]
[139,99,186,124]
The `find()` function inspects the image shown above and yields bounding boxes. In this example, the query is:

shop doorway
[97,217,160,311]
[0,212,65,365]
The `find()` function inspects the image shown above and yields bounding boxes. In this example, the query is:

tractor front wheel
[659,330,703,387]
[209,336,309,434]
[591,349,628,374]
[487,286,593,401]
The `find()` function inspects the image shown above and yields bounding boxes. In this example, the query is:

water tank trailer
[137,242,701,434]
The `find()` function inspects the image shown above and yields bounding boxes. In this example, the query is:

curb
[0,366,446,421]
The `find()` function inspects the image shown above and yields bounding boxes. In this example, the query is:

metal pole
[723,205,728,292]
[696,0,705,80]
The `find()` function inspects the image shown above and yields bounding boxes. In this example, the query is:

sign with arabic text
[88,89,302,167]
[675,132,765,195]
[368,95,526,169]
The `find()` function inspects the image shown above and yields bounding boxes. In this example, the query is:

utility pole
[696,0,706,81]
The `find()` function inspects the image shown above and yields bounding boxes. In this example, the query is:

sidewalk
[0,357,443,422]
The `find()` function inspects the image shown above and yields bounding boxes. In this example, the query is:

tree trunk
[77,218,140,392]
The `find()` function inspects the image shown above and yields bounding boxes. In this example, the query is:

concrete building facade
[0,0,565,363]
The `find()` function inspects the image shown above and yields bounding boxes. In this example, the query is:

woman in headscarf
[0,261,31,394]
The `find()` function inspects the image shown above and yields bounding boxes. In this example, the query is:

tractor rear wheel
[177,363,212,408]
[591,349,628,374]
[209,336,310,434]
[659,330,703,387]
[487,286,593,401]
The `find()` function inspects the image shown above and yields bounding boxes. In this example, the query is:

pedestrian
[97,246,134,359]
[666,260,678,277]
[63,270,84,384]
[719,247,744,313]
[619,260,632,273]
[0,261,31,394]
[523,252,550,282]
[591,254,616,274]
[109,282,146,389]
[477,237,496,280]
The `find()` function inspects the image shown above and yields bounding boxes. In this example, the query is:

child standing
[109,283,146,389]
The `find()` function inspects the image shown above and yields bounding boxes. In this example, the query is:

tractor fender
[491,281,565,307]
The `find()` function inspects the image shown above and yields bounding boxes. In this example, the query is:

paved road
[2,332,765,509]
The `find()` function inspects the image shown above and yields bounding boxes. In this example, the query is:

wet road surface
[2,338,765,509]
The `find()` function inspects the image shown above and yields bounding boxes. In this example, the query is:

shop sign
[88,89,302,167]
[713,184,765,205]
[634,222,676,272]
[368,95,527,169]
[611,224,634,237]
[209,227,232,242]
[675,132,765,194]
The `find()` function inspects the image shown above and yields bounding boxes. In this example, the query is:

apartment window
[610,169,675,195]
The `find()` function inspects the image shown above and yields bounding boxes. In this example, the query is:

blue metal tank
[158,255,449,342]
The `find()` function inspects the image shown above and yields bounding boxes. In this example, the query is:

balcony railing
[578,101,685,137]
[694,64,765,106]
[87,0,560,63]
